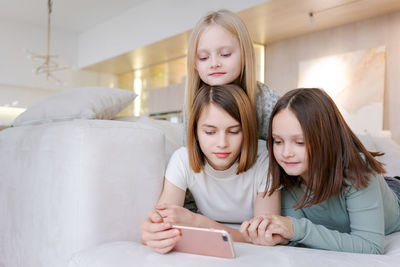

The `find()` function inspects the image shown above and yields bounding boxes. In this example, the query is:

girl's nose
[217,132,228,148]
[282,144,294,158]
[210,56,221,68]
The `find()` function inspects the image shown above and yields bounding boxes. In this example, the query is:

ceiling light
[26,0,69,84]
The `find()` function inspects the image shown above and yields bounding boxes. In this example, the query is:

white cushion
[12,87,136,127]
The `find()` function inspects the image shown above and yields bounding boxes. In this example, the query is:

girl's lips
[209,72,225,76]
[214,152,230,159]
[284,161,299,166]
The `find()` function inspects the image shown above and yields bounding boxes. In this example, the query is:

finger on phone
[147,236,177,252]
[156,228,180,240]
[147,220,172,233]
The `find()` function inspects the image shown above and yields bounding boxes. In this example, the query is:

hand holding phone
[172,225,235,258]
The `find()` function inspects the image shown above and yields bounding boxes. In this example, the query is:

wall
[265,11,400,144]
[0,21,74,90]
[78,0,268,68]
[0,0,268,117]
[0,21,118,113]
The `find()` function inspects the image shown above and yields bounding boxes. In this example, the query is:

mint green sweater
[282,174,400,254]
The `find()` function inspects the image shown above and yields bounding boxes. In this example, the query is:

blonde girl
[184,9,280,141]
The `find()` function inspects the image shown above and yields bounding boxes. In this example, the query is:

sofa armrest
[0,119,165,267]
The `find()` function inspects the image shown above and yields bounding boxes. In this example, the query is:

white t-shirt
[165,140,269,223]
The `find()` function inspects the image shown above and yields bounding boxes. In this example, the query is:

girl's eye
[205,131,215,135]
[198,55,208,61]
[297,141,305,145]
[273,139,282,144]
[228,130,240,134]
[221,53,231,57]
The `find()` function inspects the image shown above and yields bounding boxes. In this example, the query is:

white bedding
[69,232,400,267]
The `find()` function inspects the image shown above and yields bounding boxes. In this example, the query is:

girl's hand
[265,215,294,241]
[240,215,291,246]
[140,210,181,254]
[155,204,196,226]
[240,216,284,246]
[240,216,271,245]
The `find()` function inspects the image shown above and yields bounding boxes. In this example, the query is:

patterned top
[182,81,280,143]
[255,81,281,140]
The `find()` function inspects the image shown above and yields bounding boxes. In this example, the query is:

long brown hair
[267,88,385,208]
[187,84,258,174]
[185,9,257,118]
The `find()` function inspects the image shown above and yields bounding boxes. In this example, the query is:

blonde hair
[187,84,258,174]
[185,9,257,116]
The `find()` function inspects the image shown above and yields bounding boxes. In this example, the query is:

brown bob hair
[187,84,258,174]
[266,88,385,208]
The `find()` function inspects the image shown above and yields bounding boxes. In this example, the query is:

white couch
[1,87,400,267]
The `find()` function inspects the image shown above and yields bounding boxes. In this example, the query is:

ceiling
[241,0,400,44]
[2,0,400,74]
[84,0,400,75]
[0,0,147,32]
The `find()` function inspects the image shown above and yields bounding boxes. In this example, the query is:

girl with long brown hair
[240,88,400,254]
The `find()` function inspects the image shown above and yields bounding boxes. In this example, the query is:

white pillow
[357,133,377,152]
[12,87,136,127]
[358,133,400,176]
[372,136,400,177]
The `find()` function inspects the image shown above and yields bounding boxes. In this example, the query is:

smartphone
[172,225,235,259]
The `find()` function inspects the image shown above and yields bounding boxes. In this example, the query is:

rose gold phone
[172,225,235,259]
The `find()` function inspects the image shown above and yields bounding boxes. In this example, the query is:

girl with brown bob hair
[241,88,400,254]
[141,84,280,254]
[187,83,258,174]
